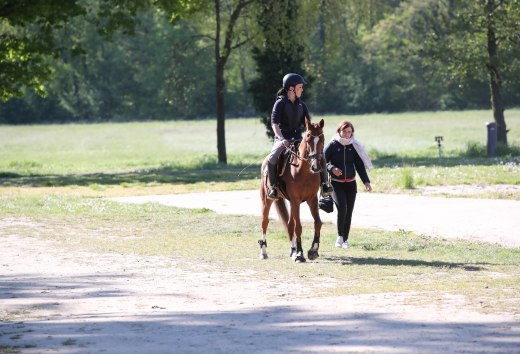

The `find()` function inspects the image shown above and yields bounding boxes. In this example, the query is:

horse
[259,117,325,263]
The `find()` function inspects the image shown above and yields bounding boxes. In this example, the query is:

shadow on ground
[2,154,519,188]
[1,272,518,354]
[323,255,486,270]
[0,165,261,187]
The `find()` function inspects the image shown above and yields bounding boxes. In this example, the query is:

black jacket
[324,140,370,184]
[271,96,311,141]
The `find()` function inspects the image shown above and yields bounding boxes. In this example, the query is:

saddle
[263,142,300,200]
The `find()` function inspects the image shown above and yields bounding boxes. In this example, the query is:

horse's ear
[319,119,324,128]
[305,116,311,130]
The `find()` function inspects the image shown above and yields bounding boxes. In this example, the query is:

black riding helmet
[282,73,306,90]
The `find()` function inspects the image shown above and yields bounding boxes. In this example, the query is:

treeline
[1,0,519,124]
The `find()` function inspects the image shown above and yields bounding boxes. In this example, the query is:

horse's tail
[274,199,290,238]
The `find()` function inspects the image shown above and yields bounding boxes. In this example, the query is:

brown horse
[259,117,325,263]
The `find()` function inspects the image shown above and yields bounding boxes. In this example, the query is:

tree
[360,0,457,112]
[0,1,86,100]
[0,0,206,102]
[300,0,406,114]
[425,0,520,145]
[249,0,307,139]
[213,0,253,164]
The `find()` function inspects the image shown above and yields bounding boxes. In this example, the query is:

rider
[266,73,334,200]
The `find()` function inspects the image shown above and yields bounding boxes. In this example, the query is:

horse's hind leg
[307,197,323,261]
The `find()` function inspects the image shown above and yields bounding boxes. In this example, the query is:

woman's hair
[276,87,288,98]
[336,120,355,134]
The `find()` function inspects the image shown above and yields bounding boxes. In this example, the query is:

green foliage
[464,142,487,157]
[1,0,520,124]
[0,0,210,111]
[249,0,309,139]
[0,1,86,101]
[400,169,415,189]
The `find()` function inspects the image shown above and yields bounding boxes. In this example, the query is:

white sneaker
[335,236,344,248]
[342,240,351,249]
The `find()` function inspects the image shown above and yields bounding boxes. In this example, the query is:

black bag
[319,196,334,213]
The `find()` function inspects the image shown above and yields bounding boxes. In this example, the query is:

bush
[464,142,486,157]
[400,169,415,189]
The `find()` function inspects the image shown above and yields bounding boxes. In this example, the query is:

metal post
[435,136,443,159]
[486,122,497,157]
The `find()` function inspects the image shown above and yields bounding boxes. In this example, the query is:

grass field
[1,110,519,173]
[1,110,519,315]
[0,109,519,197]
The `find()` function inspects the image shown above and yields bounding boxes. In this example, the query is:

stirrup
[321,183,333,197]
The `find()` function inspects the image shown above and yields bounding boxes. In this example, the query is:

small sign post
[435,136,443,159]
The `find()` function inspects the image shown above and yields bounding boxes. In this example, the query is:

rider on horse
[266,73,333,200]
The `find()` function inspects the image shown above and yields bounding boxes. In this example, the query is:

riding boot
[267,163,279,200]
[320,168,333,197]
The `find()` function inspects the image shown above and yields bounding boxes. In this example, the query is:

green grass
[0,119,271,175]
[0,111,519,195]
[325,110,520,158]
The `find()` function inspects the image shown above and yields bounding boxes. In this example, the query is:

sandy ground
[2,190,520,353]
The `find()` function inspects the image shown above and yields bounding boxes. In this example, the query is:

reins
[287,132,324,173]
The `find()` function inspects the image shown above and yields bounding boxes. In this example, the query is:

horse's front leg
[290,202,305,263]
[287,210,297,259]
[259,194,273,260]
[307,196,322,261]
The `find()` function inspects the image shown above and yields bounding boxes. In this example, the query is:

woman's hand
[365,182,372,192]
[332,167,342,177]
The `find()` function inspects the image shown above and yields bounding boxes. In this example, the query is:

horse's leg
[286,203,298,260]
[259,190,272,260]
[287,206,296,259]
[290,201,306,263]
[290,233,297,258]
[307,196,323,261]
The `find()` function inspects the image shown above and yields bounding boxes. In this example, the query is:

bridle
[288,131,324,173]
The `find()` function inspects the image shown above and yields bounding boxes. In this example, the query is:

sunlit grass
[1,110,519,175]
[1,110,519,199]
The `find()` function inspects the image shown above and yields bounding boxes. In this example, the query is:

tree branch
[221,0,253,62]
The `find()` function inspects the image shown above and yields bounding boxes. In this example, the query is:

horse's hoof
[308,250,319,260]
[259,253,268,260]
[294,255,306,263]
[289,247,296,258]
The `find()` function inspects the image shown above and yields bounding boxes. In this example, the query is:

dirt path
[111,190,520,247]
[2,190,520,353]
[2,235,519,352]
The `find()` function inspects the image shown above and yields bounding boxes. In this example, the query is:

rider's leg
[266,141,284,200]
[267,162,279,199]
[320,159,333,197]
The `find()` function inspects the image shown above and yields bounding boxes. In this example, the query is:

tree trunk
[485,0,507,145]
[216,61,227,164]
[214,0,227,164]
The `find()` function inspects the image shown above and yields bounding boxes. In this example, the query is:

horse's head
[300,117,325,173]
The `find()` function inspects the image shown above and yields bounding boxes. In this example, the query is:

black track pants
[331,180,357,240]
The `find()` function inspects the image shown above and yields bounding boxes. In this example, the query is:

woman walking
[324,120,373,249]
